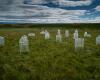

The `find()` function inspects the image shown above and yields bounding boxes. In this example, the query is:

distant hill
[0,23,100,29]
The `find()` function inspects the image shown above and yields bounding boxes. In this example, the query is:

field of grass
[0,25,100,80]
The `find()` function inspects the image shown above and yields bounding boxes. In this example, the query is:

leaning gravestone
[0,36,5,46]
[96,35,100,45]
[65,30,69,38]
[75,38,84,49]
[19,35,29,53]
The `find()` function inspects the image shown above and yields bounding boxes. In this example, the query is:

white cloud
[31,0,47,4]
[0,4,89,23]
[0,0,99,23]
[95,5,100,11]
[58,0,92,7]
[1,16,100,23]
[0,5,87,18]
[30,0,93,7]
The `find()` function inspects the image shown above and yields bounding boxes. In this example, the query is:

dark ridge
[0,23,100,29]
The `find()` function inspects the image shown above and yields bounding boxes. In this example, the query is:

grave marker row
[0,29,100,53]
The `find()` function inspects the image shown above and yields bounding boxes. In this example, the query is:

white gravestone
[28,33,35,37]
[0,36,5,46]
[57,29,61,35]
[44,30,50,40]
[56,35,62,42]
[65,30,69,38]
[96,35,100,45]
[84,32,91,37]
[75,38,84,49]
[75,29,78,34]
[56,29,62,42]
[73,32,78,39]
[40,31,45,35]
[19,35,29,53]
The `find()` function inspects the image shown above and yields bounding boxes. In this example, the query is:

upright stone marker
[75,38,84,49]
[73,32,78,39]
[96,35,100,45]
[65,30,69,38]
[73,29,78,39]
[57,29,61,35]
[75,29,78,34]
[19,35,29,53]
[0,36,5,46]
[44,30,50,40]
[56,29,62,42]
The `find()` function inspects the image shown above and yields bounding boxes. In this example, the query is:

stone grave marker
[84,32,91,37]
[56,29,62,42]
[19,35,29,53]
[0,36,5,46]
[75,38,84,49]
[96,35,100,45]
[40,31,45,35]
[44,30,50,40]
[73,32,78,39]
[28,33,35,37]
[65,30,69,38]
[75,29,78,34]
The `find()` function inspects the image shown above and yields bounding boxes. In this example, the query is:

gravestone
[84,32,91,37]
[96,35,100,45]
[65,30,69,38]
[19,35,29,53]
[75,38,84,49]
[57,29,61,35]
[56,35,62,42]
[75,29,78,34]
[73,32,78,39]
[40,31,45,34]
[28,33,35,37]
[0,36,5,46]
[44,30,50,40]
[56,29,62,42]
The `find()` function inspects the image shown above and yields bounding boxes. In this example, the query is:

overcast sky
[0,0,100,23]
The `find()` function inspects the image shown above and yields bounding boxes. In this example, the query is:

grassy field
[0,25,100,80]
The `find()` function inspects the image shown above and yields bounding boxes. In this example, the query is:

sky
[0,0,100,23]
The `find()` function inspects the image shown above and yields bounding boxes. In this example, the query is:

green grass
[0,27,100,80]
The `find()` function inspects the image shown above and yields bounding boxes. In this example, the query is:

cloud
[0,0,99,23]
[58,0,92,7]
[95,5,100,11]
[30,0,93,7]
[0,5,87,18]
[1,16,100,23]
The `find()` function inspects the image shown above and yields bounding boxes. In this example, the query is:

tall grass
[0,27,100,80]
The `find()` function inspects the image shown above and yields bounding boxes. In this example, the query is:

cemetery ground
[0,24,100,80]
